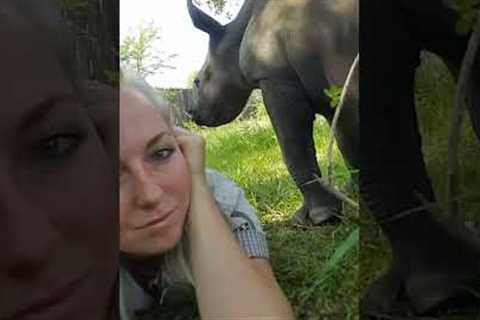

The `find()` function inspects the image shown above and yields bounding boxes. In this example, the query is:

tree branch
[327,54,359,186]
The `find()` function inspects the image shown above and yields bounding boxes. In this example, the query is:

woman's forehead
[120,88,170,147]
[120,88,151,107]
[120,88,167,122]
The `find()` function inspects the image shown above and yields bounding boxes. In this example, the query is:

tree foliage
[120,20,177,79]
[195,0,227,14]
[448,0,480,34]
[56,0,119,84]
[186,70,199,88]
[324,85,343,109]
[160,88,181,105]
[195,0,242,19]
[56,0,88,17]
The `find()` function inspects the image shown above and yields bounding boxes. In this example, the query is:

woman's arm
[174,128,295,319]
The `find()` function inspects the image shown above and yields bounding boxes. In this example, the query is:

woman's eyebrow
[145,132,172,150]
[17,94,79,131]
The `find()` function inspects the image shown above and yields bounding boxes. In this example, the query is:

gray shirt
[119,169,269,320]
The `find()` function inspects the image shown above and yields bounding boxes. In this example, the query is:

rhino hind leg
[260,80,343,226]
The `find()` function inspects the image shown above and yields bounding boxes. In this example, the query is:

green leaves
[160,88,180,104]
[324,85,344,109]
[55,0,88,19]
[197,0,233,15]
[55,0,88,11]
[204,0,227,15]
[120,21,177,79]
[448,0,480,34]
[199,0,241,20]
[322,228,359,273]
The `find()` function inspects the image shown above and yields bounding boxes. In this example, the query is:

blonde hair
[120,69,173,125]
[120,68,194,286]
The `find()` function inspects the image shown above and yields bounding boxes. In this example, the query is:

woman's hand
[173,127,207,180]
[173,131,295,319]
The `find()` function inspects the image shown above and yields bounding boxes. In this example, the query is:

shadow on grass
[243,174,361,319]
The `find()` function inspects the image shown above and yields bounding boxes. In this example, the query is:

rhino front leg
[260,80,341,225]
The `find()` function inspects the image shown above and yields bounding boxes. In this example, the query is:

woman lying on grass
[119,71,295,320]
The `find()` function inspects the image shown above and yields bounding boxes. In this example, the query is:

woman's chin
[140,222,185,256]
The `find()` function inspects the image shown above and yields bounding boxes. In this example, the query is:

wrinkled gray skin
[187,0,359,225]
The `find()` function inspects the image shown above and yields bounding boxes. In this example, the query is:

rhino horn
[187,0,224,37]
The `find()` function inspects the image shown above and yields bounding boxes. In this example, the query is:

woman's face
[0,8,117,320]
[119,88,191,256]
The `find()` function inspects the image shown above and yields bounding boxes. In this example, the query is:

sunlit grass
[188,105,360,319]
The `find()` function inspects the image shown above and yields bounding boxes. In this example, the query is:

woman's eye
[151,148,174,161]
[39,134,81,158]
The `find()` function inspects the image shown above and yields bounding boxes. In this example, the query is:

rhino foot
[361,262,480,318]
[362,231,480,318]
[403,216,480,314]
[291,204,342,226]
[405,271,480,316]
[360,264,409,318]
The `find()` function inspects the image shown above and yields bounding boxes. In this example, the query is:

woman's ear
[78,81,118,162]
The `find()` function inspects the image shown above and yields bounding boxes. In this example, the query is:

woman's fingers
[173,127,206,176]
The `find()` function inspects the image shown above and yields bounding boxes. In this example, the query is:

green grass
[416,53,480,217]
[188,108,360,319]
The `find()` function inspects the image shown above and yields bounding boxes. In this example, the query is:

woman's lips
[8,272,89,319]
[136,209,175,229]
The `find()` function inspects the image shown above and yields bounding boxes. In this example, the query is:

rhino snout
[191,112,211,126]
[191,109,228,127]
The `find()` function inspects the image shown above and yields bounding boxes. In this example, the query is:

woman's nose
[133,169,164,209]
[0,181,54,276]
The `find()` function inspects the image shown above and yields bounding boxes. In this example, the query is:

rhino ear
[187,0,224,37]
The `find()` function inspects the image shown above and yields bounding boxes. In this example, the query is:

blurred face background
[119,87,191,257]
[0,1,117,319]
